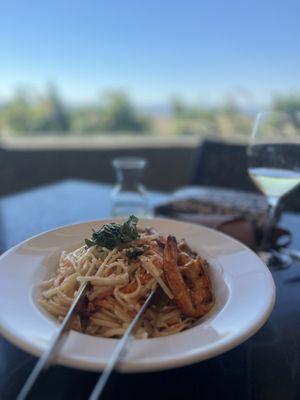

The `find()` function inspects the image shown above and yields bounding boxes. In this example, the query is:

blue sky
[1,0,300,105]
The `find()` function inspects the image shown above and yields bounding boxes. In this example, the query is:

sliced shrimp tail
[163,236,195,317]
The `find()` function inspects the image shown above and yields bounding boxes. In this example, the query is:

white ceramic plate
[0,218,275,372]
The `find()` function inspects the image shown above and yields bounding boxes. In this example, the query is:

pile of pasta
[40,229,213,338]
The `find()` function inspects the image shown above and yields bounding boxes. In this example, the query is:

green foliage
[1,85,300,137]
[99,90,150,133]
[170,95,253,137]
[38,83,70,132]
[70,106,103,133]
[0,84,71,135]
[170,96,188,118]
[1,88,33,133]
[272,94,300,128]
[0,86,150,135]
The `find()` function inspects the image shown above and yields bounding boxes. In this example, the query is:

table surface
[1,179,300,400]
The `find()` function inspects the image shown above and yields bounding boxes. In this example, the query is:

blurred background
[1,0,299,199]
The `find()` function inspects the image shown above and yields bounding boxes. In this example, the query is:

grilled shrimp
[163,236,214,318]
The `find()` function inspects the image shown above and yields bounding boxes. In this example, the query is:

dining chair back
[191,139,300,212]
[191,140,256,191]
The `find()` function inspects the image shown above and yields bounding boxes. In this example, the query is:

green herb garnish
[126,247,145,264]
[85,239,97,248]
[85,215,140,250]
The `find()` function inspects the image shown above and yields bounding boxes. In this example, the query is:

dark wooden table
[1,179,300,400]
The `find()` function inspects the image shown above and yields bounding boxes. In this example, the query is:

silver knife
[17,282,89,400]
[89,286,159,400]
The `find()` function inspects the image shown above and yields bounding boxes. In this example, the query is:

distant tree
[170,96,214,120]
[170,96,187,117]
[99,90,150,133]
[70,105,102,133]
[37,83,70,132]
[272,94,300,128]
[0,84,70,135]
[1,88,33,132]
[221,97,240,115]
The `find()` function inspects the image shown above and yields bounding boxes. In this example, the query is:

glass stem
[261,198,279,251]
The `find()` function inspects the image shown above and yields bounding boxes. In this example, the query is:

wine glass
[247,111,300,268]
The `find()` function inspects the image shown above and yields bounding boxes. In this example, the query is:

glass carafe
[111,157,151,217]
